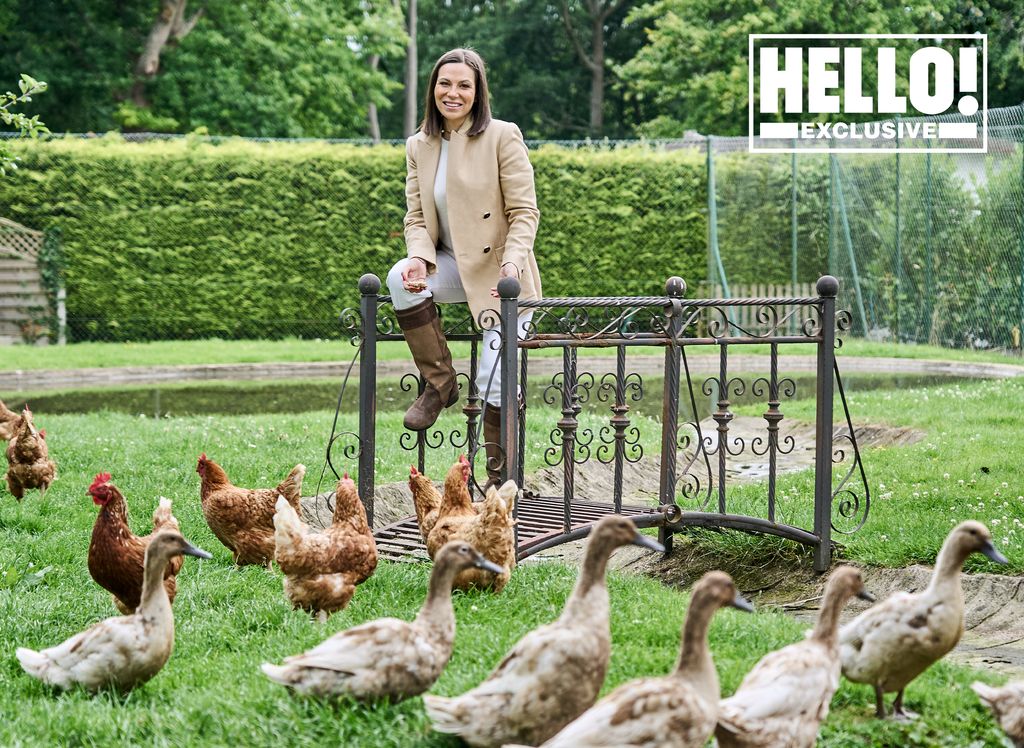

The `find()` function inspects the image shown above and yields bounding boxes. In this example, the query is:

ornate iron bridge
[340,274,868,573]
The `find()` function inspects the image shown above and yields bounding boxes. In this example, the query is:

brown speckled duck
[261,541,503,701]
[840,521,1007,719]
[424,515,665,748]
[973,680,1024,746]
[716,566,874,748]
[527,571,752,748]
[17,532,211,692]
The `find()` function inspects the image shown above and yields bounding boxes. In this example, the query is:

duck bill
[182,543,213,560]
[474,557,506,575]
[981,541,1009,565]
[856,590,876,602]
[730,593,755,613]
[630,533,666,553]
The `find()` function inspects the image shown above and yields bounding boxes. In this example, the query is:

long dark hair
[420,48,492,137]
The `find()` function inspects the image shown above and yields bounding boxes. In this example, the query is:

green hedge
[0,136,707,342]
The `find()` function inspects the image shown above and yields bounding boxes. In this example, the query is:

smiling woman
[384,47,543,491]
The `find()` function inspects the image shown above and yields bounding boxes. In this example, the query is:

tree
[0,74,47,175]
[132,0,204,107]
[559,0,635,135]
[391,0,644,139]
[404,0,418,136]
[618,0,975,136]
[0,0,405,137]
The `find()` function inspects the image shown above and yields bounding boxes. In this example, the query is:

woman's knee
[385,260,408,296]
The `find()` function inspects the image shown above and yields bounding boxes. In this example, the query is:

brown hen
[409,464,443,544]
[423,456,517,592]
[424,455,477,557]
[5,406,56,500]
[86,473,183,614]
[273,473,378,620]
[197,453,304,565]
[0,398,21,441]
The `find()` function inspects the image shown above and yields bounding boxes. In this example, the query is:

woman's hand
[402,257,429,292]
[490,262,520,298]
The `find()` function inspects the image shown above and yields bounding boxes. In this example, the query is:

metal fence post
[895,117,902,340]
[791,147,798,291]
[1018,140,1024,338]
[357,273,380,527]
[925,150,934,341]
[827,155,835,277]
[498,277,521,486]
[707,136,730,299]
[813,275,838,573]
[659,276,686,554]
[833,157,868,335]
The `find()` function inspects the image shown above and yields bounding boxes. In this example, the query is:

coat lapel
[418,135,440,244]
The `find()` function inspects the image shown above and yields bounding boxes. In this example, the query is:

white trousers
[386,250,531,407]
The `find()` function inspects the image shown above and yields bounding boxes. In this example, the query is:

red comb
[38,429,46,439]
[343,472,350,480]
[410,465,419,477]
[87,472,112,494]
[199,452,207,462]
[458,454,470,466]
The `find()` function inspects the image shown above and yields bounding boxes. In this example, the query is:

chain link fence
[1,107,1022,352]
[707,104,1024,352]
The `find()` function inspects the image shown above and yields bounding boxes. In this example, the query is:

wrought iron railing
[343,274,868,572]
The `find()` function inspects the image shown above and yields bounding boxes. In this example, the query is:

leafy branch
[0,74,49,176]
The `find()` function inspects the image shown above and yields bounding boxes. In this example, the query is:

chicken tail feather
[16,647,48,678]
[152,497,178,531]
[423,695,466,735]
[277,464,306,507]
[971,681,999,706]
[260,663,294,686]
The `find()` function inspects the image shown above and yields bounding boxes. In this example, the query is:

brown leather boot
[482,404,503,490]
[396,299,458,431]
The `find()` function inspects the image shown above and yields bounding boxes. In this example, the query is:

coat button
[483,212,491,219]
[483,246,491,253]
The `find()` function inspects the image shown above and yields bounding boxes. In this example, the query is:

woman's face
[434,62,476,131]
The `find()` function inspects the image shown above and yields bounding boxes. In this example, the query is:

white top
[433,138,454,252]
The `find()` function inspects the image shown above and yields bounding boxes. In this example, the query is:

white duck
[261,541,504,701]
[526,571,752,748]
[424,515,665,748]
[716,566,874,748]
[972,680,1024,746]
[17,531,211,691]
[840,520,1007,719]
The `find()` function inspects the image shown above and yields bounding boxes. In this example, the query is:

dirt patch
[622,546,1024,677]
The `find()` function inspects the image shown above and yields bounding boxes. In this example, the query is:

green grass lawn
[4,335,1022,371]
[0,376,1021,745]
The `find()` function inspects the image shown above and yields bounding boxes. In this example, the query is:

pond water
[7,372,976,421]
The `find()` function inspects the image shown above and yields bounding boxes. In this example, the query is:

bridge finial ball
[497,276,521,299]
[816,275,839,298]
[665,276,686,297]
[358,273,381,295]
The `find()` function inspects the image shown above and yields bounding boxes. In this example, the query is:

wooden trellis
[0,218,62,345]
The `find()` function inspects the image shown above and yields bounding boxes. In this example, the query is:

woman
[385,48,542,488]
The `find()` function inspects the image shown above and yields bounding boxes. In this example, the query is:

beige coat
[403,118,542,324]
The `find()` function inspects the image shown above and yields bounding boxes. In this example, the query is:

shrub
[0,137,707,342]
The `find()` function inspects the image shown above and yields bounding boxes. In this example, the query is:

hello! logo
[749,34,987,153]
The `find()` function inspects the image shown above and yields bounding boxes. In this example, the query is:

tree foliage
[0,0,406,137]
[381,0,645,139]
[0,73,47,175]
[618,0,1018,136]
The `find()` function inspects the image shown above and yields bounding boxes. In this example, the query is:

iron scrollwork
[830,362,871,534]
